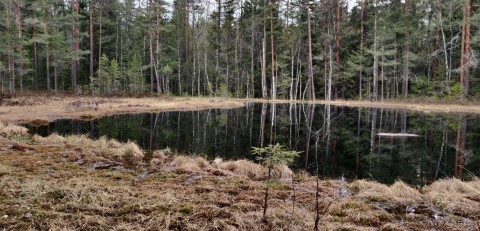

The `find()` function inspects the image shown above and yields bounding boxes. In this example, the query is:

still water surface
[29,103,480,184]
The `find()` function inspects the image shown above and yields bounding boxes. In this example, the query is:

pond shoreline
[0,96,245,124]
[1,95,479,124]
[0,124,479,230]
[244,98,480,115]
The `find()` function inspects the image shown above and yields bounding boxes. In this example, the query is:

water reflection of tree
[455,119,467,179]
[32,104,480,182]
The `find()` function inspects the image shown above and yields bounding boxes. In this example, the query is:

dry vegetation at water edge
[0,95,244,124]
[0,125,479,230]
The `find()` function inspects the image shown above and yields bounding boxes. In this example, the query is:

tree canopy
[0,0,478,100]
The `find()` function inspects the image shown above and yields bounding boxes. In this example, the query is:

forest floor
[1,95,480,229]
[0,124,479,230]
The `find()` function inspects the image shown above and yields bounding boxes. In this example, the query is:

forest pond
[28,103,480,184]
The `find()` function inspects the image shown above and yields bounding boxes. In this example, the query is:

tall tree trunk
[71,0,79,93]
[98,3,103,66]
[184,0,190,66]
[270,0,276,100]
[359,0,364,99]
[45,12,51,91]
[401,0,410,100]
[306,4,315,100]
[372,3,378,101]
[149,30,155,93]
[463,0,471,96]
[215,0,221,81]
[15,3,24,92]
[438,11,450,89]
[89,0,94,86]
[156,1,162,94]
[381,52,385,101]
[33,28,38,89]
[432,29,440,80]
[250,11,255,98]
[261,8,268,99]
[328,45,333,101]
[335,0,341,64]
[6,4,14,94]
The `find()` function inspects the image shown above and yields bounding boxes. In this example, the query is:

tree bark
[71,0,79,93]
[98,3,103,64]
[89,0,94,85]
[401,0,410,100]
[261,7,268,99]
[463,0,471,96]
[6,4,14,94]
[372,3,378,101]
[335,0,341,64]
[33,28,38,89]
[156,1,162,94]
[148,0,155,93]
[307,4,315,100]
[215,0,221,78]
[45,11,51,91]
[359,0,364,99]
[15,3,24,92]
[270,0,276,100]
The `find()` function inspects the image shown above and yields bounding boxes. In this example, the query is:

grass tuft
[169,156,209,172]
[425,178,480,217]
[31,134,144,166]
[32,133,65,144]
[218,160,265,180]
[0,122,28,138]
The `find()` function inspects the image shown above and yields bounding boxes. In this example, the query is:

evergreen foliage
[0,0,478,100]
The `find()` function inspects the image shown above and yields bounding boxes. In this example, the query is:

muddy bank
[0,126,479,230]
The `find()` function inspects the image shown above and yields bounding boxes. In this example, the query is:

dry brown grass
[5,95,480,126]
[0,96,244,124]
[169,155,210,173]
[0,122,28,138]
[32,133,65,144]
[148,149,169,169]
[425,178,480,217]
[350,180,423,205]
[218,159,266,180]
[245,98,480,115]
[216,159,293,180]
[31,133,144,166]
[0,126,479,230]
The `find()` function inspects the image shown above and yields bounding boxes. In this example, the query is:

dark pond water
[28,103,480,184]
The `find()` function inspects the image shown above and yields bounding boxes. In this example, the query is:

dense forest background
[0,0,478,100]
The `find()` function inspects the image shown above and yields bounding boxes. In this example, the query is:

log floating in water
[377,133,421,137]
